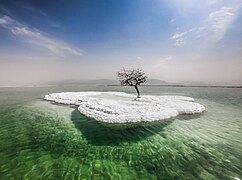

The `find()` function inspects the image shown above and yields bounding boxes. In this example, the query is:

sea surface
[0,85,241,179]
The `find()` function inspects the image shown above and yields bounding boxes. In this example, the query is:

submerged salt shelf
[44,92,205,123]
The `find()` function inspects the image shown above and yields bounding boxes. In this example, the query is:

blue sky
[0,0,242,85]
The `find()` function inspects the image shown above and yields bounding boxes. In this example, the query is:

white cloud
[11,26,40,36]
[169,6,239,48]
[0,15,13,25]
[0,15,83,57]
[0,18,7,25]
[169,29,193,46]
[170,32,186,46]
[206,6,236,40]
[136,56,142,60]
[174,38,185,46]
[170,32,186,40]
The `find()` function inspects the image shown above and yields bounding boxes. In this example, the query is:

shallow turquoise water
[0,85,242,179]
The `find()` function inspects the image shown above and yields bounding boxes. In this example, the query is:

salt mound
[44,92,205,123]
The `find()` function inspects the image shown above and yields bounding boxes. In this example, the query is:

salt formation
[44,92,205,123]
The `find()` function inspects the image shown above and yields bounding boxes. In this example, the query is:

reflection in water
[71,108,174,145]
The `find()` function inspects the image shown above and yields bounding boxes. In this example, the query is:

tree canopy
[117,68,147,97]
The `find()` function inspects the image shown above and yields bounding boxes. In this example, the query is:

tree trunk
[134,85,140,98]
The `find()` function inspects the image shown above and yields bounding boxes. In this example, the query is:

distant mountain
[144,80,210,86]
[144,79,169,85]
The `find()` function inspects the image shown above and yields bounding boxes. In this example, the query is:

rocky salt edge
[44,92,205,123]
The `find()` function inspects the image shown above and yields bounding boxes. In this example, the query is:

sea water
[0,85,241,179]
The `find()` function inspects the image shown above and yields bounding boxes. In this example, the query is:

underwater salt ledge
[44,92,205,123]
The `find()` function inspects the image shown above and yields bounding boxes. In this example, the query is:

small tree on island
[117,68,147,98]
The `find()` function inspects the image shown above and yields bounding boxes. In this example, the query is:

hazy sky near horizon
[0,0,242,85]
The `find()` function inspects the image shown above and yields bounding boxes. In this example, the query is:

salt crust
[44,92,205,123]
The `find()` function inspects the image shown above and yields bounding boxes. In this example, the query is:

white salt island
[44,92,205,123]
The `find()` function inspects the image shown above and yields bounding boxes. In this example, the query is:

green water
[0,85,242,179]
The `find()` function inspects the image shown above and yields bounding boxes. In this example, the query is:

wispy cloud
[169,30,193,46]
[170,32,186,40]
[0,15,83,57]
[0,6,11,15]
[206,6,236,40]
[0,15,13,25]
[170,18,176,24]
[170,32,186,46]
[21,4,48,17]
[170,6,239,48]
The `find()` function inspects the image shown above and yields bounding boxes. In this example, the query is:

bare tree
[117,68,147,97]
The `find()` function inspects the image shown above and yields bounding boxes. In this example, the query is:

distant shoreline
[0,84,241,88]
[107,85,242,88]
